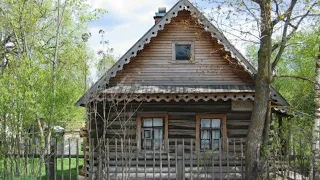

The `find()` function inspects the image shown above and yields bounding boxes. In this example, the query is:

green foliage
[0,0,103,134]
[246,28,319,167]
[273,28,319,127]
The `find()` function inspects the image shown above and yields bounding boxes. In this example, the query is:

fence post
[177,144,185,180]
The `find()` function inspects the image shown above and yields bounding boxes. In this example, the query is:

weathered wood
[76,138,79,180]
[61,138,64,180]
[167,139,171,179]
[241,138,244,180]
[109,11,253,87]
[177,143,185,180]
[69,138,72,180]
[115,138,118,179]
[160,139,162,180]
[54,138,57,180]
[190,139,193,180]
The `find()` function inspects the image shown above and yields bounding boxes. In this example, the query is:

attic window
[172,41,194,62]
[176,45,191,60]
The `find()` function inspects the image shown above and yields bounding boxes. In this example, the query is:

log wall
[87,100,251,146]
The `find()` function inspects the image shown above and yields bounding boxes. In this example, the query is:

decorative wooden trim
[96,93,255,103]
[195,114,227,152]
[136,114,169,151]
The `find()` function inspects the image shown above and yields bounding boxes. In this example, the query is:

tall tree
[313,43,320,179]
[203,0,319,178]
[0,0,104,177]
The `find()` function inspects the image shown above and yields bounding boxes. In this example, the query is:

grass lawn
[0,157,84,180]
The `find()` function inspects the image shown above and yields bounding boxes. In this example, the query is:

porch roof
[100,85,255,94]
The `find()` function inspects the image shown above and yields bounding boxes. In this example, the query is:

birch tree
[0,0,104,178]
[312,43,320,179]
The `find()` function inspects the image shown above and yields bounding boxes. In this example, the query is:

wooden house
[76,0,289,179]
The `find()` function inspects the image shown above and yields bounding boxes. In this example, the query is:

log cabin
[76,0,290,179]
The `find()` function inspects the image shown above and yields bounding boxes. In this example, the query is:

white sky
[87,0,179,58]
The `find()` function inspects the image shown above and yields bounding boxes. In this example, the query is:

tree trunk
[245,1,272,179]
[312,45,320,179]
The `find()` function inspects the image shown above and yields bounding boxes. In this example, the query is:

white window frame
[171,41,195,63]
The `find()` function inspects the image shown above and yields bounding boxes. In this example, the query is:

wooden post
[176,144,185,180]
[61,137,64,180]
[53,138,57,180]
[68,138,72,180]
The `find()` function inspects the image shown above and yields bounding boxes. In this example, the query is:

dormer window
[172,41,194,61]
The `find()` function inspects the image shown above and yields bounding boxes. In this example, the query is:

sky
[85,0,218,57]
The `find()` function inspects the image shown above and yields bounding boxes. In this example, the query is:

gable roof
[76,0,288,107]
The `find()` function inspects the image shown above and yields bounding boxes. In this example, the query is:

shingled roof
[76,0,289,108]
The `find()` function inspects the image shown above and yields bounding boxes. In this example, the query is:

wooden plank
[121,138,124,179]
[175,139,178,178]
[182,139,185,180]
[197,143,200,180]
[115,138,118,179]
[69,138,72,180]
[160,139,162,180]
[219,139,222,180]
[25,138,28,177]
[234,138,236,180]
[76,138,79,180]
[107,139,110,179]
[144,145,147,179]
[190,139,193,180]
[61,138,64,180]
[195,116,200,151]
[31,133,35,175]
[165,114,169,150]
[10,137,13,180]
[136,138,138,179]
[136,116,141,151]
[212,140,215,180]
[227,138,229,180]
[128,138,132,178]
[54,138,57,180]
[240,138,244,180]
[153,139,155,179]
[16,136,20,177]
[167,139,171,179]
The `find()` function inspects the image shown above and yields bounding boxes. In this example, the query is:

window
[200,118,221,150]
[142,117,163,150]
[196,114,227,151]
[172,41,194,61]
[176,44,191,60]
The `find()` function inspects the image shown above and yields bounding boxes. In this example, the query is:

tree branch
[271,2,318,70]
[251,0,260,5]
[274,75,315,84]
[271,0,297,27]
